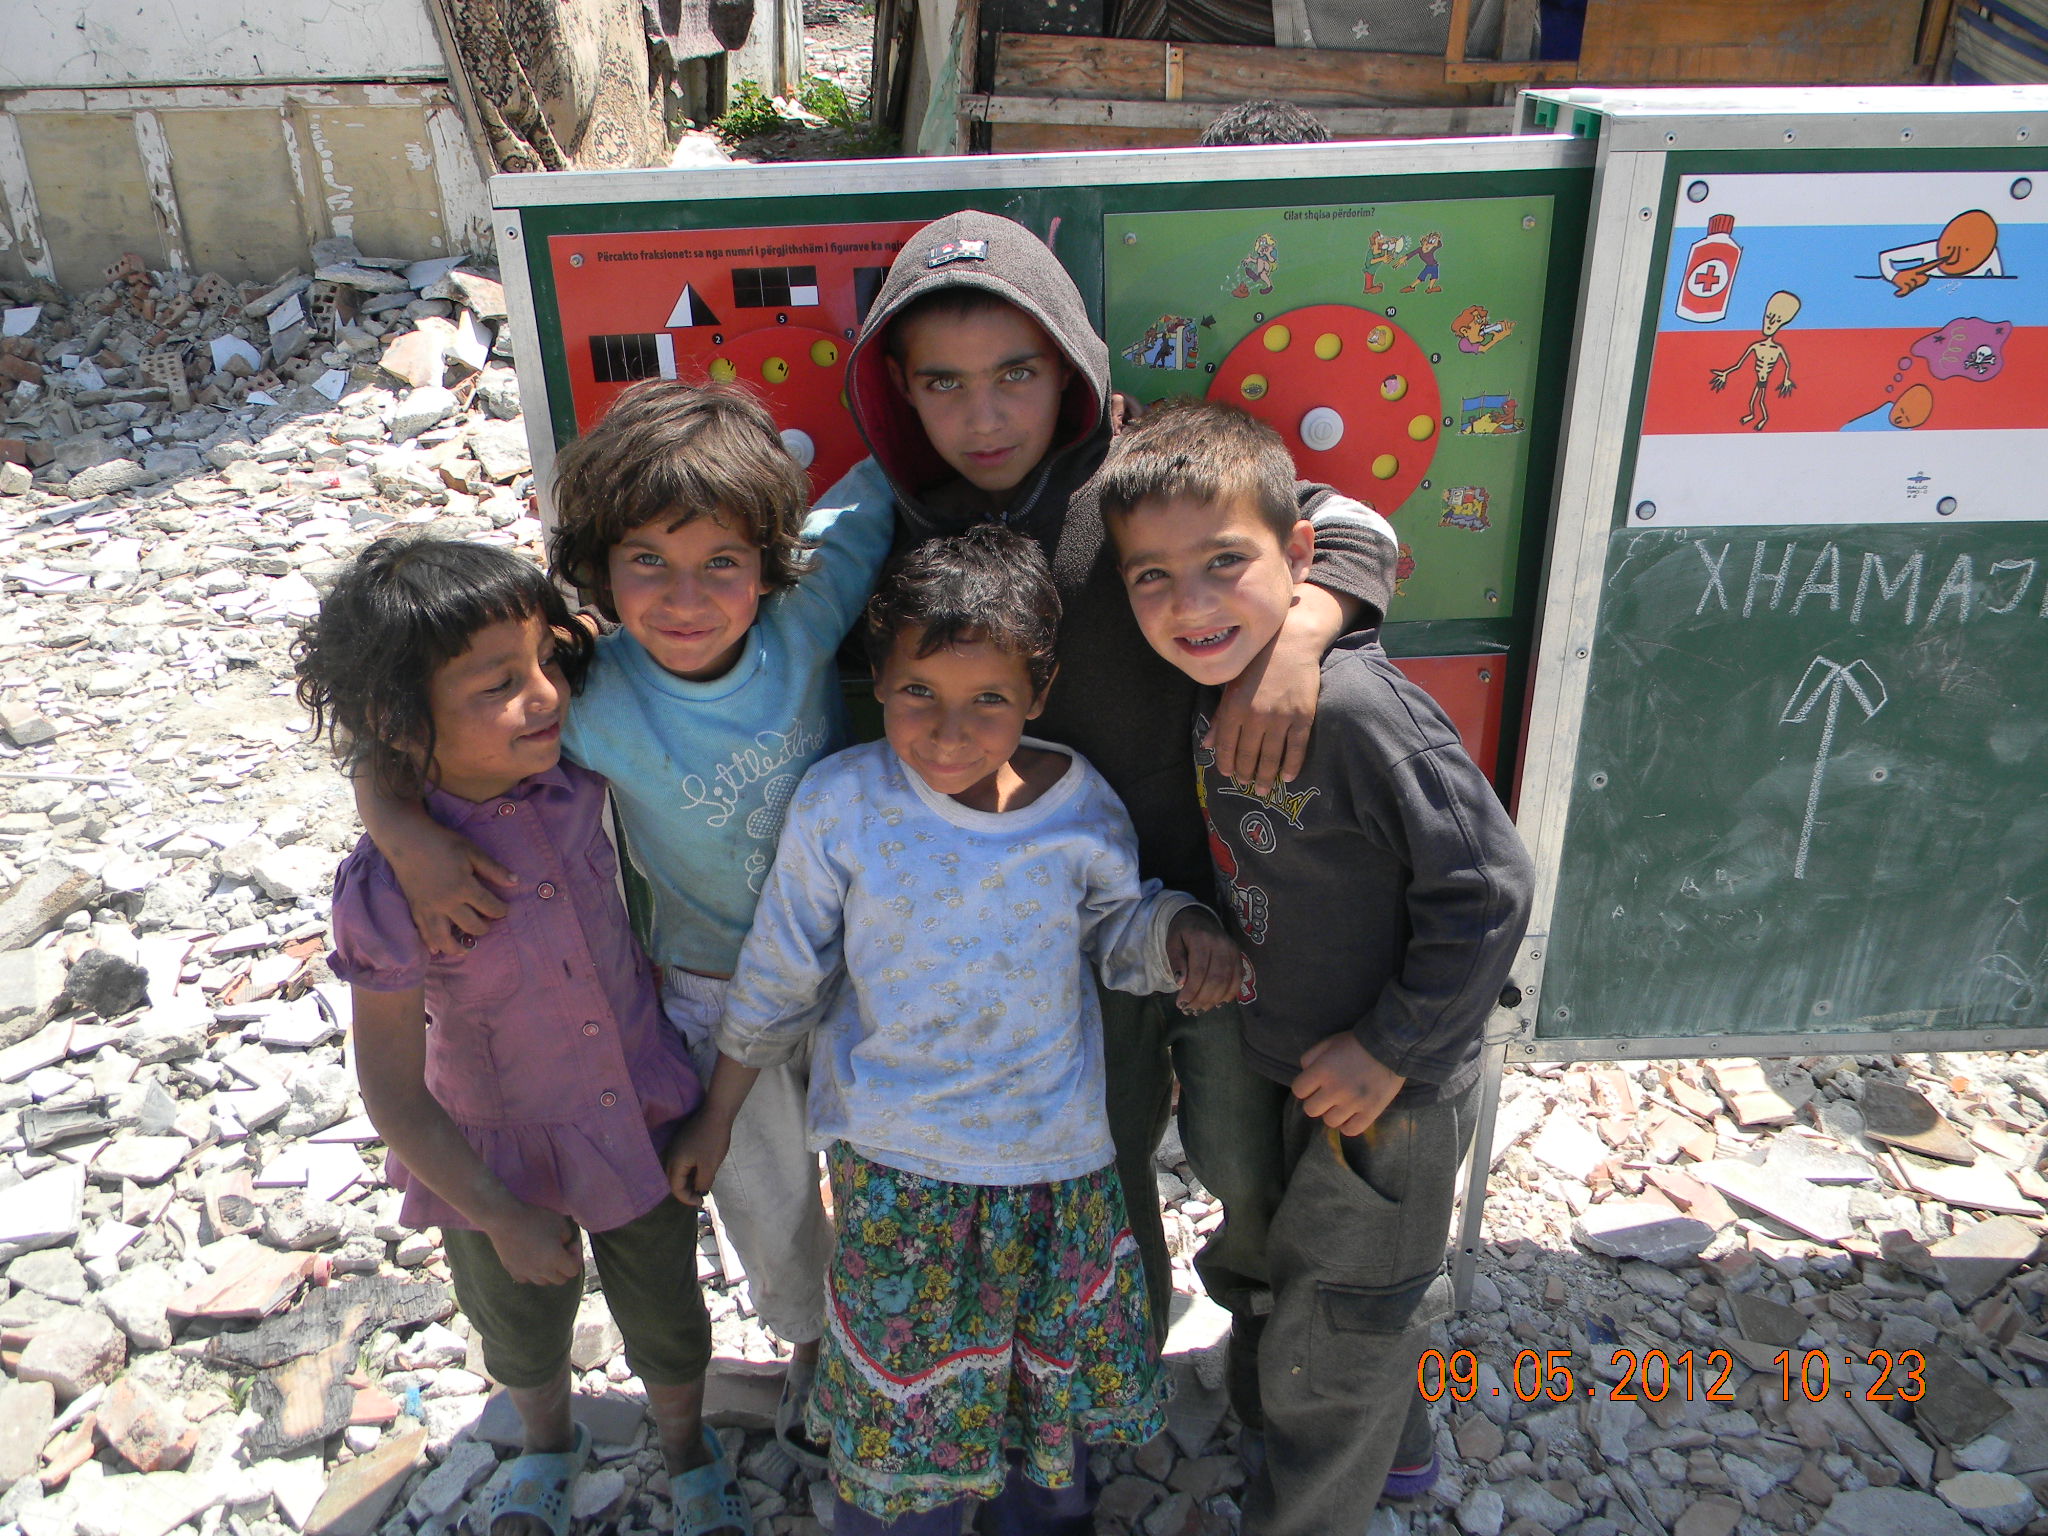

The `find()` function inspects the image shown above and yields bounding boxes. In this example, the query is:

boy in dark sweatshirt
[843,210,1399,1340]
[1101,400,1535,1535]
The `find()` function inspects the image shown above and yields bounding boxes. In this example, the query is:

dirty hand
[390,824,519,956]
[1208,612,1321,794]
[665,1116,733,1208]
[485,1203,580,1286]
[1166,907,1241,1014]
[1292,1033,1406,1138]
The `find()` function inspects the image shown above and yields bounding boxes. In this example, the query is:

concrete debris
[4,252,2045,1536]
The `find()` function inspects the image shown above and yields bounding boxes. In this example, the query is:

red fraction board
[546,221,928,497]
[1387,653,1507,785]
[1208,304,1445,515]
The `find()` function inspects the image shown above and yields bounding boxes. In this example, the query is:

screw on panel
[1901,129,1914,141]
[1638,207,1653,220]
[1553,1007,1570,1020]
[1784,130,1797,141]
[1575,647,1588,659]
[1590,772,1608,788]
[1634,501,1656,520]
[505,227,520,240]
[1937,496,1958,515]
[569,254,584,267]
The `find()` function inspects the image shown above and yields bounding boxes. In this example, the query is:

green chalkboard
[1543,523,2048,1041]
[1532,145,2048,1047]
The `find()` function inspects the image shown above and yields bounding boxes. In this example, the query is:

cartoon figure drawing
[1889,384,1935,429]
[1709,289,1800,430]
[1226,234,1278,299]
[1882,209,2001,296]
[1401,232,1445,294]
[1121,314,1200,370]
[1459,393,1522,435]
[1451,304,1515,355]
[1361,231,1408,294]
[1441,486,1491,532]
[1394,542,1416,596]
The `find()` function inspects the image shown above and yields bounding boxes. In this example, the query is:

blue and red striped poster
[1628,170,2046,528]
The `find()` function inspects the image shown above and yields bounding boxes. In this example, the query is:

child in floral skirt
[667,526,1241,1533]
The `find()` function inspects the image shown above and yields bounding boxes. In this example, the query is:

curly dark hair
[293,537,593,800]
[548,380,812,622]
[862,524,1061,697]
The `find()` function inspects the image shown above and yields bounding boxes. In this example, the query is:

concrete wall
[0,83,492,289]
[5,0,442,89]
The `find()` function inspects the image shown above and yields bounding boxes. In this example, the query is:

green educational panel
[499,152,1591,784]
[1537,153,2048,1044]
[1104,195,1557,623]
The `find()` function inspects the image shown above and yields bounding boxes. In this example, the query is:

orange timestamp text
[1418,1347,1928,1404]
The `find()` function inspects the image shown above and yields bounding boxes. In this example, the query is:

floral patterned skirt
[809,1142,1167,1519]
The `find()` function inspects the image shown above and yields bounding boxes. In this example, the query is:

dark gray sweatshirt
[1196,632,1534,1099]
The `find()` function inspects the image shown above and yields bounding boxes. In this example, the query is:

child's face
[887,304,1072,502]
[875,626,1045,804]
[1113,493,1314,689]
[606,510,771,681]
[425,611,567,802]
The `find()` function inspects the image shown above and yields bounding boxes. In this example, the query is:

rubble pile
[1,253,2045,1535]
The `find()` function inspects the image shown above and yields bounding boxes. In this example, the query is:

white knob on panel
[1299,407,1344,451]
[780,428,816,468]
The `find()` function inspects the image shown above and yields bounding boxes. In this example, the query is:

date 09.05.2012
[1418,1347,1928,1405]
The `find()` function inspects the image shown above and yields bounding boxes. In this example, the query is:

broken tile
[1862,1080,1978,1165]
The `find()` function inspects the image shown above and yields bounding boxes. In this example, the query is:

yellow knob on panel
[1314,333,1342,360]
[1263,325,1291,352]
[708,357,736,382]
[763,356,790,384]
[1372,453,1399,479]
[1380,374,1408,401]
[810,339,839,367]
[1241,374,1269,400]
[1366,325,1394,353]
[1408,414,1435,441]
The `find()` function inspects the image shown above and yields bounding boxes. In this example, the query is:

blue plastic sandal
[487,1422,590,1536]
[671,1427,752,1536]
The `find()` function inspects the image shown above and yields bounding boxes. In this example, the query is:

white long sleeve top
[717,738,1197,1184]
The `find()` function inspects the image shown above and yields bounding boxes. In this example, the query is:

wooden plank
[1577,0,1927,82]
[1445,0,1473,63]
[1445,60,1578,83]
[993,32,1487,105]
[1501,0,1540,61]
[990,121,1201,151]
[973,93,1514,133]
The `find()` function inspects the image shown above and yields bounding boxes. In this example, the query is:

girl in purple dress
[297,537,749,1536]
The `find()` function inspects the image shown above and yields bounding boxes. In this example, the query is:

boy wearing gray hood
[843,211,1399,1372]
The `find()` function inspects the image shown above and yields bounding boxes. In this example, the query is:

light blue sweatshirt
[562,458,894,974]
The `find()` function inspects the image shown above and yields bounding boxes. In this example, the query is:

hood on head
[847,209,1109,500]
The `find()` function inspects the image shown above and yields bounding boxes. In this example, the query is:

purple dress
[328,762,701,1234]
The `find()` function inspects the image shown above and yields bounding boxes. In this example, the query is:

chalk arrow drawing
[1779,656,1887,879]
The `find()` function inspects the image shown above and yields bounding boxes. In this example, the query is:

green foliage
[799,76,861,129]
[714,79,788,144]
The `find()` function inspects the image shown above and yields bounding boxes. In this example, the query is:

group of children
[294,209,1534,1536]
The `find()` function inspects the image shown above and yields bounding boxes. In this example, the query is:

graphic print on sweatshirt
[1193,712,1326,1003]
[677,717,831,890]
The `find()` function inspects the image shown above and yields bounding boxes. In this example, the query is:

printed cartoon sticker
[1225,233,1278,299]
[1708,290,1800,431]
[1441,486,1492,531]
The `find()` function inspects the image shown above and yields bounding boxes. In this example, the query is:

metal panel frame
[1506,86,2048,1067]
[1450,86,2048,1305]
